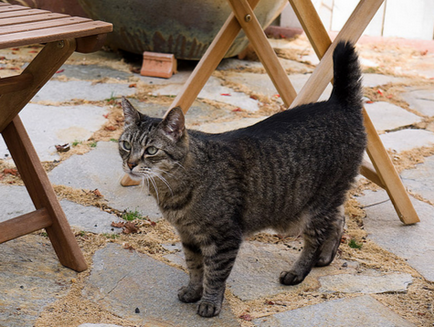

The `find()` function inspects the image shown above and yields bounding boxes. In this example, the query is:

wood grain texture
[0,209,51,243]
[2,117,88,271]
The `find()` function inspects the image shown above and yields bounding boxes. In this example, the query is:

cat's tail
[330,41,363,109]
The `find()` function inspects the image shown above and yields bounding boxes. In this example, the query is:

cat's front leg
[197,238,241,318]
[178,242,204,303]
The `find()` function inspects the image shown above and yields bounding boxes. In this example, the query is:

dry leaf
[111,222,125,228]
[123,222,139,234]
[122,242,135,251]
[3,168,18,176]
[239,314,253,321]
[55,143,71,152]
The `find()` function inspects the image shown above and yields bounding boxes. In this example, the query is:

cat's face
[119,98,188,183]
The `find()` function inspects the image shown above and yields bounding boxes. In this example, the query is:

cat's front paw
[178,286,203,303]
[279,270,306,285]
[197,301,221,318]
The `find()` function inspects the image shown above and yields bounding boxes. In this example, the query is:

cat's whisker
[153,168,177,181]
[157,169,176,179]
[174,162,186,172]
[147,175,160,204]
[138,175,150,194]
[154,173,174,197]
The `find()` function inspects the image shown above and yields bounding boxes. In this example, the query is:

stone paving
[1,36,434,327]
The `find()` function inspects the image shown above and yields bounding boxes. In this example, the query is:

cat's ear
[122,97,141,126]
[161,107,185,142]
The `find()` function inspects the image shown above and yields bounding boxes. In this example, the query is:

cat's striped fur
[119,41,366,317]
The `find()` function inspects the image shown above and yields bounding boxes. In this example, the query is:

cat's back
[200,98,363,150]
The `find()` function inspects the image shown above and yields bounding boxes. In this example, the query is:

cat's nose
[127,162,138,170]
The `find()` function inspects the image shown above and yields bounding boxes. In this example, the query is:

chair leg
[363,111,419,224]
[289,0,385,108]
[228,0,297,106]
[170,0,261,113]
[2,116,88,271]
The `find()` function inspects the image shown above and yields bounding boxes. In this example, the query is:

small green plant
[102,233,119,239]
[89,141,97,148]
[122,209,144,221]
[348,238,363,250]
[72,140,82,147]
[110,138,118,143]
[105,92,116,102]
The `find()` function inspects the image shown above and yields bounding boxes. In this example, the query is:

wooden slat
[0,5,29,13]
[0,8,48,19]
[0,20,112,49]
[0,16,92,36]
[0,73,33,94]
[0,13,69,27]
[0,208,52,244]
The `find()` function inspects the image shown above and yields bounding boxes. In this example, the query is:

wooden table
[122,0,419,225]
[0,3,112,272]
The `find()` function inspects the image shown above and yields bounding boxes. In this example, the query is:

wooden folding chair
[0,4,113,271]
[121,0,419,225]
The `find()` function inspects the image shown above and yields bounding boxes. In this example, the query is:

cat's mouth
[126,171,143,181]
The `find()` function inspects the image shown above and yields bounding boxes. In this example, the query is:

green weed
[348,238,363,250]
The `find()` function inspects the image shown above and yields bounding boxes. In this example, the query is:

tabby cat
[118,41,366,317]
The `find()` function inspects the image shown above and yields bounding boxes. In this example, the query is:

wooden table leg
[289,0,419,224]
[0,38,88,271]
[2,116,87,271]
[0,39,76,132]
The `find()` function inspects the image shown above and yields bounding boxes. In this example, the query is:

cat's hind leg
[280,207,342,285]
[316,205,345,267]
[279,234,321,285]
[178,242,204,303]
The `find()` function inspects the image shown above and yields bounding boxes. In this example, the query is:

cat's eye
[145,146,158,155]
[121,141,131,151]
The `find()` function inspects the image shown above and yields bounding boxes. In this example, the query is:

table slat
[0,20,112,49]
[0,8,49,19]
[0,13,69,27]
[0,16,92,36]
[0,5,29,13]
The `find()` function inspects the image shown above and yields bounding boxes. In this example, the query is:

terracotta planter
[77,0,287,60]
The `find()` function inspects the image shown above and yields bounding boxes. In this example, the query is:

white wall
[280,0,434,40]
